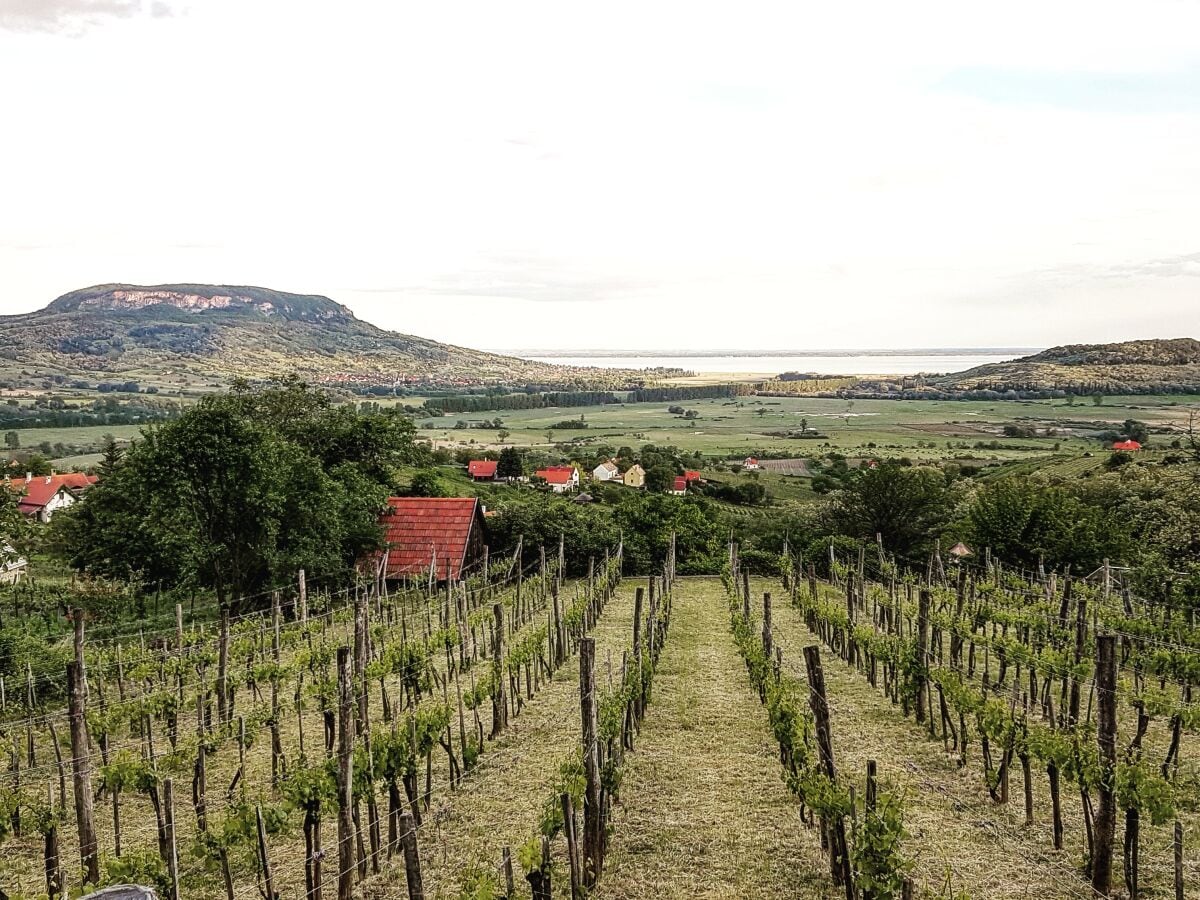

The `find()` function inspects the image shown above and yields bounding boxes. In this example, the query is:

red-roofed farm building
[468,459,498,481]
[376,497,486,582]
[6,472,98,523]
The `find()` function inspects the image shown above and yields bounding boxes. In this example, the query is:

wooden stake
[1091,634,1117,896]
[255,803,277,900]
[561,792,583,899]
[336,647,355,900]
[399,809,424,900]
[66,662,99,886]
[802,645,852,898]
[579,637,602,886]
[164,777,180,900]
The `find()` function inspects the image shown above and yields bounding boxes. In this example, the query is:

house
[467,459,498,481]
[0,545,27,585]
[1112,440,1142,451]
[622,464,646,488]
[743,457,760,470]
[535,466,579,493]
[6,472,98,523]
[375,497,486,582]
[684,470,702,484]
[669,476,687,495]
[592,460,620,482]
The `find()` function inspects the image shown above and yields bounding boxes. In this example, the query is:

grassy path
[759,577,1086,900]
[594,577,828,900]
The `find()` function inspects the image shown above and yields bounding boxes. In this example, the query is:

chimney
[26,471,31,482]
[45,475,52,484]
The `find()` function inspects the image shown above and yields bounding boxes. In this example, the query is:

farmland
[416,394,1200,462]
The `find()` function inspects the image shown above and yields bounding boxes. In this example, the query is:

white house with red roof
[743,457,760,470]
[6,472,98,523]
[669,475,688,495]
[535,465,579,493]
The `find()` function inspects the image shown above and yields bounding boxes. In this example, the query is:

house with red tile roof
[684,470,702,483]
[1112,439,1142,451]
[669,476,688,495]
[534,466,579,493]
[5,472,98,523]
[743,457,760,470]
[375,497,486,582]
[467,459,498,481]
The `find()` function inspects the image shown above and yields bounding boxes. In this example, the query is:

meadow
[416,393,1200,464]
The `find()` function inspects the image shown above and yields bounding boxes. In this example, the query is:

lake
[505,352,1029,376]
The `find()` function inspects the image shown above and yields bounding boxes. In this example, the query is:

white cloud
[1,0,1198,349]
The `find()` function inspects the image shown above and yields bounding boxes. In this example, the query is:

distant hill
[0,283,590,390]
[931,338,1200,394]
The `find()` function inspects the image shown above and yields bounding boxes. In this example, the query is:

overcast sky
[2,1,1198,351]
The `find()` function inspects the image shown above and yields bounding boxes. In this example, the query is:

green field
[417,393,1200,462]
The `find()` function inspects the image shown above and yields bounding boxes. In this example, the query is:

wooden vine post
[632,587,644,724]
[914,588,930,727]
[1091,634,1117,896]
[762,592,773,667]
[802,645,853,899]
[336,647,355,900]
[163,777,180,900]
[491,602,508,737]
[66,661,99,886]
[579,636,602,887]
[399,809,424,900]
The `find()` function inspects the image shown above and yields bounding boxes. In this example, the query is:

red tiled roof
[684,470,702,482]
[7,473,97,514]
[535,466,576,485]
[377,497,481,581]
[468,460,498,478]
[672,476,687,492]
[1112,440,1141,451]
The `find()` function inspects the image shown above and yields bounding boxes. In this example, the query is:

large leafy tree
[827,461,952,565]
[54,381,419,612]
[965,478,1130,573]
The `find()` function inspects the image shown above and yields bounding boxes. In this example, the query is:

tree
[799,418,808,435]
[407,469,448,497]
[827,461,951,564]
[497,447,524,480]
[3,431,17,450]
[1121,419,1149,445]
[497,429,511,444]
[612,494,725,574]
[55,384,409,613]
[0,488,31,566]
[644,464,677,493]
[965,478,1128,572]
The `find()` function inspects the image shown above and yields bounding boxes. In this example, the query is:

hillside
[0,283,595,390]
[930,337,1200,394]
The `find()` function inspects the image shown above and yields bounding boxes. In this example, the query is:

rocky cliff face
[92,289,262,314]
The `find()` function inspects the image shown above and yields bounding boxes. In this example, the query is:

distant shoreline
[492,347,1039,359]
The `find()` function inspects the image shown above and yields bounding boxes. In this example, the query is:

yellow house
[622,464,646,488]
